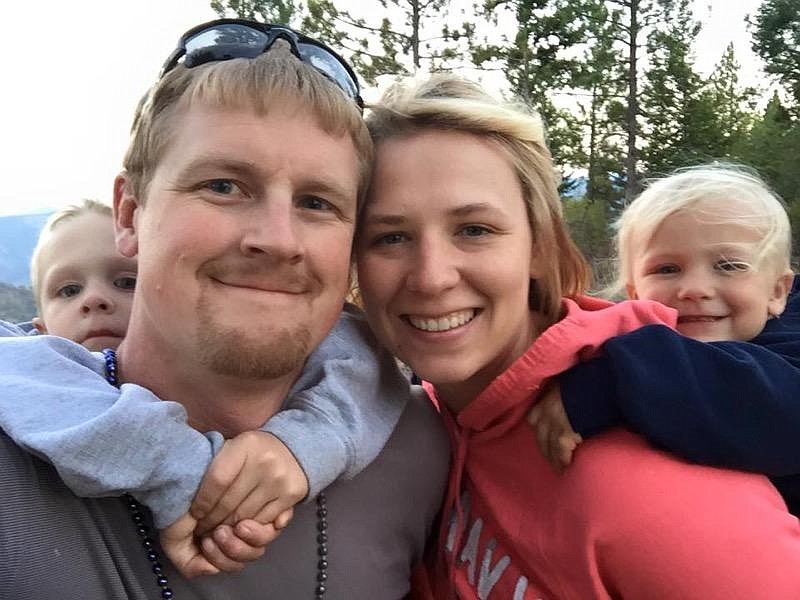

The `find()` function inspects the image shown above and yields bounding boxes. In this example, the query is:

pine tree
[749,0,800,108]
[639,0,704,175]
[211,0,304,26]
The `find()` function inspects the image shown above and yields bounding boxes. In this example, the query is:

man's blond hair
[124,41,372,207]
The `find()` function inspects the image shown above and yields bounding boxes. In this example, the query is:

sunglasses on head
[161,18,363,110]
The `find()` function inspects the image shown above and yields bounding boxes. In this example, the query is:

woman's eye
[459,225,491,237]
[376,232,407,245]
[114,276,137,291]
[57,283,82,298]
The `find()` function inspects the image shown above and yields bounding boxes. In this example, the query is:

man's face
[118,102,359,380]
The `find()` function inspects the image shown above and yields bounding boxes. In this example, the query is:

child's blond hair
[608,164,792,298]
[30,199,113,312]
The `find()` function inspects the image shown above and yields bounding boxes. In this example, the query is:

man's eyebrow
[303,177,357,208]
[178,156,260,177]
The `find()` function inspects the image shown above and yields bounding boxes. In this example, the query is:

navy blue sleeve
[561,276,800,477]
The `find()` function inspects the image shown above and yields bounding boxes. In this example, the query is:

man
[0,20,448,599]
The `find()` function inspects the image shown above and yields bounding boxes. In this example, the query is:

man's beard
[195,297,311,380]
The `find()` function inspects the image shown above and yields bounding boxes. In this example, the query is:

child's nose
[81,288,115,314]
[676,273,713,300]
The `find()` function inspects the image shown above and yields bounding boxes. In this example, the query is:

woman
[356,74,800,599]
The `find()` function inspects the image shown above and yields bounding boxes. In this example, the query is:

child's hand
[160,514,286,577]
[527,382,583,473]
[191,431,309,535]
[159,512,221,578]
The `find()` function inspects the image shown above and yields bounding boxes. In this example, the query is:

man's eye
[57,283,82,298]
[114,276,137,291]
[204,180,238,195]
[299,196,334,211]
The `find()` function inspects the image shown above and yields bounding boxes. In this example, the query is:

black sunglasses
[161,18,363,110]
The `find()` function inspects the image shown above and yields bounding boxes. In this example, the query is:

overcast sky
[0,0,770,216]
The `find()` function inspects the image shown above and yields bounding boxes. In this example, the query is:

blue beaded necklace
[101,348,330,599]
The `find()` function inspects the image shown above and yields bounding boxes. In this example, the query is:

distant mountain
[0,212,52,286]
[0,282,36,322]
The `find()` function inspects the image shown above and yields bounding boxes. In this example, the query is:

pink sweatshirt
[414,296,800,599]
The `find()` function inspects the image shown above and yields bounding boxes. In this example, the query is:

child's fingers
[273,507,294,530]
[159,513,220,579]
[225,486,281,526]
[196,470,258,534]
[234,519,283,547]
[192,442,248,520]
[207,524,267,564]
[200,528,248,572]
[555,433,582,470]
[249,499,296,528]
[534,411,557,468]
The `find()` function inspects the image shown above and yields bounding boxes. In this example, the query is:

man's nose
[240,199,303,263]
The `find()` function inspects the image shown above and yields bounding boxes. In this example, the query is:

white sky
[0,0,769,216]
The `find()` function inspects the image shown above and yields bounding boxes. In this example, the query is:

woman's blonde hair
[610,163,792,297]
[363,74,589,323]
[30,199,112,311]
[125,41,372,207]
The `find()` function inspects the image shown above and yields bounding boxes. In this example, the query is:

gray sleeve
[0,335,220,528]
[0,320,30,337]
[263,304,410,500]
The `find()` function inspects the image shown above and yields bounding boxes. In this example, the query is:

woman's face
[357,129,543,407]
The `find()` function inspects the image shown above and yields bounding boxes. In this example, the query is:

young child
[529,164,800,512]
[28,200,136,350]
[0,204,413,576]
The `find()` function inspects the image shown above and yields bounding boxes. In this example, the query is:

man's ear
[113,172,141,258]
[768,269,795,317]
[32,317,48,335]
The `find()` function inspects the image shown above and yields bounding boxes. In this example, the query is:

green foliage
[639,0,704,174]
[734,93,800,250]
[206,0,796,264]
[301,0,469,86]
[749,0,800,107]
[562,196,613,263]
[211,0,303,25]
[0,283,36,323]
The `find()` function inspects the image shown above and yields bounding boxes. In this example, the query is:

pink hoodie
[414,296,800,599]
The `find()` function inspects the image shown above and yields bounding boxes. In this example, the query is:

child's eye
[652,264,680,275]
[57,283,82,298]
[716,260,750,273]
[114,276,137,291]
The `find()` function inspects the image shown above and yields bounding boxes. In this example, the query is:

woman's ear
[113,172,141,258]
